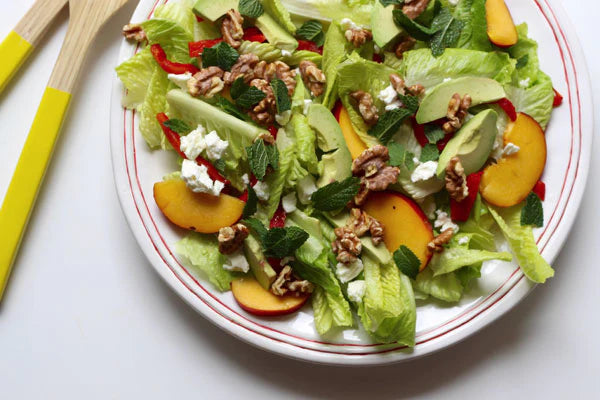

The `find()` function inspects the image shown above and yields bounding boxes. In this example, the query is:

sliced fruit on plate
[231,276,309,316]
[486,0,518,47]
[337,105,367,159]
[480,113,547,207]
[153,179,245,233]
[362,192,434,271]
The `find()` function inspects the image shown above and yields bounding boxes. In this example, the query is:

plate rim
[109,0,593,365]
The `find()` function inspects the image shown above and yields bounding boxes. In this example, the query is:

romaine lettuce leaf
[414,268,463,303]
[505,72,554,130]
[262,0,297,33]
[309,0,374,27]
[141,18,194,63]
[153,0,196,38]
[291,112,320,174]
[322,22,348,109]
[138,66,170,149]
[455,0,492,52]
[175,233,236,291]
[116,48,157,110]
[488,204,555,283]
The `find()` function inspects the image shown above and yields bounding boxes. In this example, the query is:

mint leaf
[202,42,239,71]
[243,217,268,241]
[430,8,464,57]
[368,108,412,144]
[521,192,544,227]
[425,125,445,144]
[379,0,401,6]
[388,142,415,170]
[236,86,266,109]
[297,20,323,42]
[263,227,309,258]
[419,143,440,162]
[242,185,258,218]
[213,158,226,174]
[163,119,191,134]
[311,177,361,211]
[239,0,264,18]
[393,9,437,41]
[265,142,279,171]
[230,77,249,100]
[215,96,250,121]
[246,139,278,180]
[516,54,529,69]
[270,78,291,113]
[393,245,421,280]
[398,94,419,114]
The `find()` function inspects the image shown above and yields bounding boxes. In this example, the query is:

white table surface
[0,1,598,398]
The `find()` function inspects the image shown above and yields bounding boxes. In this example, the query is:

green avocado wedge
[372,1,403,48]
[416,77,506,124]
[244,235,277,290]
[436,109,498,177]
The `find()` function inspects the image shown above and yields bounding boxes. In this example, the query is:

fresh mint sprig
[393,245,421,280]
[521,192,543,227]
[310,177,361,211]
[239,0,264,18]
[202,42,239,71]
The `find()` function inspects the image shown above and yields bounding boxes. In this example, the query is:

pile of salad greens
[117,0,557,346]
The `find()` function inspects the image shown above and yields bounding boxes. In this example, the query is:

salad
[117,0,560,346]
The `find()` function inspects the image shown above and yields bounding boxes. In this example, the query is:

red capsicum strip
[151,44,199,75]
[270,204,287,228]
[553,88,563,107]
[333,101,343,122]
[412,118,429,147]
[297,39,323,55]
[188,39,223,57]
[450,171,483,222]
[497,98,517,121]
[156,113,229,185]
[533,180,546,201]
[242,27,266,43]
[238,175,258,202]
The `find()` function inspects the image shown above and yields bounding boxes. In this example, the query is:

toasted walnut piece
[223,53,260,84]
[389,73,425,98]
[221,9,244,49]
[352,145,400,205]
[445,157,469,202]
[187,67,225,98]
[299,60,326,97]
[350,91,379,126]
[394,36,416,59]
[218,223,249,254]
[345,28,373,47]
[257,131,276,144]
[287,280,315,295]
[270,266,314,297]
[271,266,293,296]
[122,23,147,42]
[443,93,472,134]
[332,227,362,264]
[402,0,431,20]
[428,228,454,253]
[352,145,390,176]
[272,61,297,95]
[369,218,385,246]
[353,180,371,207]
[349,208,385,246]
[248,78,276,125]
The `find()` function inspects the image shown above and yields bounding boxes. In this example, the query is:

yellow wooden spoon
[0,0,131,300]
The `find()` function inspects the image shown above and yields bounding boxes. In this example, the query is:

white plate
[110,0,593,365]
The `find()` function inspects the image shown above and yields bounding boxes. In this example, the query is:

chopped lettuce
[322,22,348,109]
[238,41,322,65]
[138,66,170,149]
[175,233,236,291]
[262,0,297,33]
[116,48,157,110]
[153,0,196,38]
[309,0,374,27]
[263,131,297,218]
[455,0,492,52]
[414,268,464,303]
[141,18,194,63]
[488,204,555,283]
[291,113,319,174]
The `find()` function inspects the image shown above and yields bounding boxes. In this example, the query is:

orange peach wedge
[153,179,244,233]
[486,0,518,48]
[231,276,309,316]
[480,113,547,208]
[337,105,367,159]
[363,192,434,271]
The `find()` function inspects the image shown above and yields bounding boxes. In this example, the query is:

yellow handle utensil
[0,0,131,300]
[0,0,68,94]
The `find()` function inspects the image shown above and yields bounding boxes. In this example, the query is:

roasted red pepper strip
[333,101,343,122]
[412,118,429,147]
[268,125,278,139]
[436,132,454,152]
[270,204,287,228]
[372,53,383,64]
[297,39,323,55]
[151,44,200,75]
[450,171,484,222]
[533,180,546,201]
[188,39,223,57]
[497,98,517,121]
[553,88,563,107]
[242,27,266,43]
[239,175,258,202]
[195,15,205,23]
[156,113,229,185]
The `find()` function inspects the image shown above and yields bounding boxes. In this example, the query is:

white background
[0,0,598,398]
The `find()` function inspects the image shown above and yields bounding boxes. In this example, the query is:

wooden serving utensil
[0,0,132,300]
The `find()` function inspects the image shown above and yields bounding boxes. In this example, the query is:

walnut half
[348,208,385,246]
[122,23,146,42]
[428,228,454,253]
[332,227,362,264]
[221,9,244,49]
[299,60,326,97]
[443,93,472,134]
[187,67,225,98]
[352,145,401,205]
[350,91,379,126]
[271,266,314,297]
[402,0,431,20]
[218,223,249,255]
[345,28,373,48]
[445,157,469,202]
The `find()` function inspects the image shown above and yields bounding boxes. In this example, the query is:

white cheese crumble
[253,181,270,201]
[241,173,250,186]
[297,175,317,204]
[443,77,452,83]
[203,131,228,161]
[280,256,295,266]
[458,236,470,246]
[281,49,293,57]
[167,72,192,91]
[448,0,459,6]
[282,192,298,213]
[519,78,531,88]
[302,99,313,115]
[181,159,224,196]
[378,84,399,106]
[502,142,521,157]
[411,161,438,182]
[275,109,292,126]
[434,210,459,233]
[223,250,250,273]
[373,44,381,54]
[335,258,364,283]
[347,280,366,303]
[340,18,360,30]
[180,125,207,160]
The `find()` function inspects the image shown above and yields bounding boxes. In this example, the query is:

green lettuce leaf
[116,48,157,110]
[141,18,194,63]
[261,0,297,33]
[175,233,236,291]
[153,0,196,37]
[322,22,348,109]
[138,66,170,149]
[455,0,492,52]
[488,204,555,283]
[263,133,296,218]
[291,112,319,174]
[414,268,463,303]
[309,0,374,26]
[238,40,322,66]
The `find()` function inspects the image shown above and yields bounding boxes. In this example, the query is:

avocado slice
[307,103,347,152]
[255,13,298,52]
[288,210,324,240]
[371,2,403,48]
[416,77,506,124]
[244,235,277,290]
[193,0,237,22]
[317,150,352,188]
[436,109,498,177]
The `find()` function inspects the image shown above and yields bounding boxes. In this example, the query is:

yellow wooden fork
[0,0,131,301]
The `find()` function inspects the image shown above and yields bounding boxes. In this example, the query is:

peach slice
[486,0,518,47]
[363,192,434,271]
[480,113,547,208]
[337,105,367,159]
[231,276,309,316]
[153,179,245,233]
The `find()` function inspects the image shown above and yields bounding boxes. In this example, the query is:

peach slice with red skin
[363,192,434,271]
[231,276,309,316]
[337,105,367,159]
[154,179,245,233]
[480,113,547,208]
[486,0,518,48]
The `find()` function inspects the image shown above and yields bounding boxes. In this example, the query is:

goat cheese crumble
[434,210,459,233]
[181,159,224,196]
[282,192,298,213]
[280,49,293,57]
[411,161,438,182]
[347,280,366,303]
[223,250,250,273]
[275,109,292,126]
[302,99,313,115]
[297,175,318,204]
[458,236,470,246]
[180,125,207,160]
[335,259,364,283]
[203,131,228,161]
[378,84,402,111]
[253,181,270,201]
[167,72,192,91]
[340,18,360,30]
[502,142,521,157]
